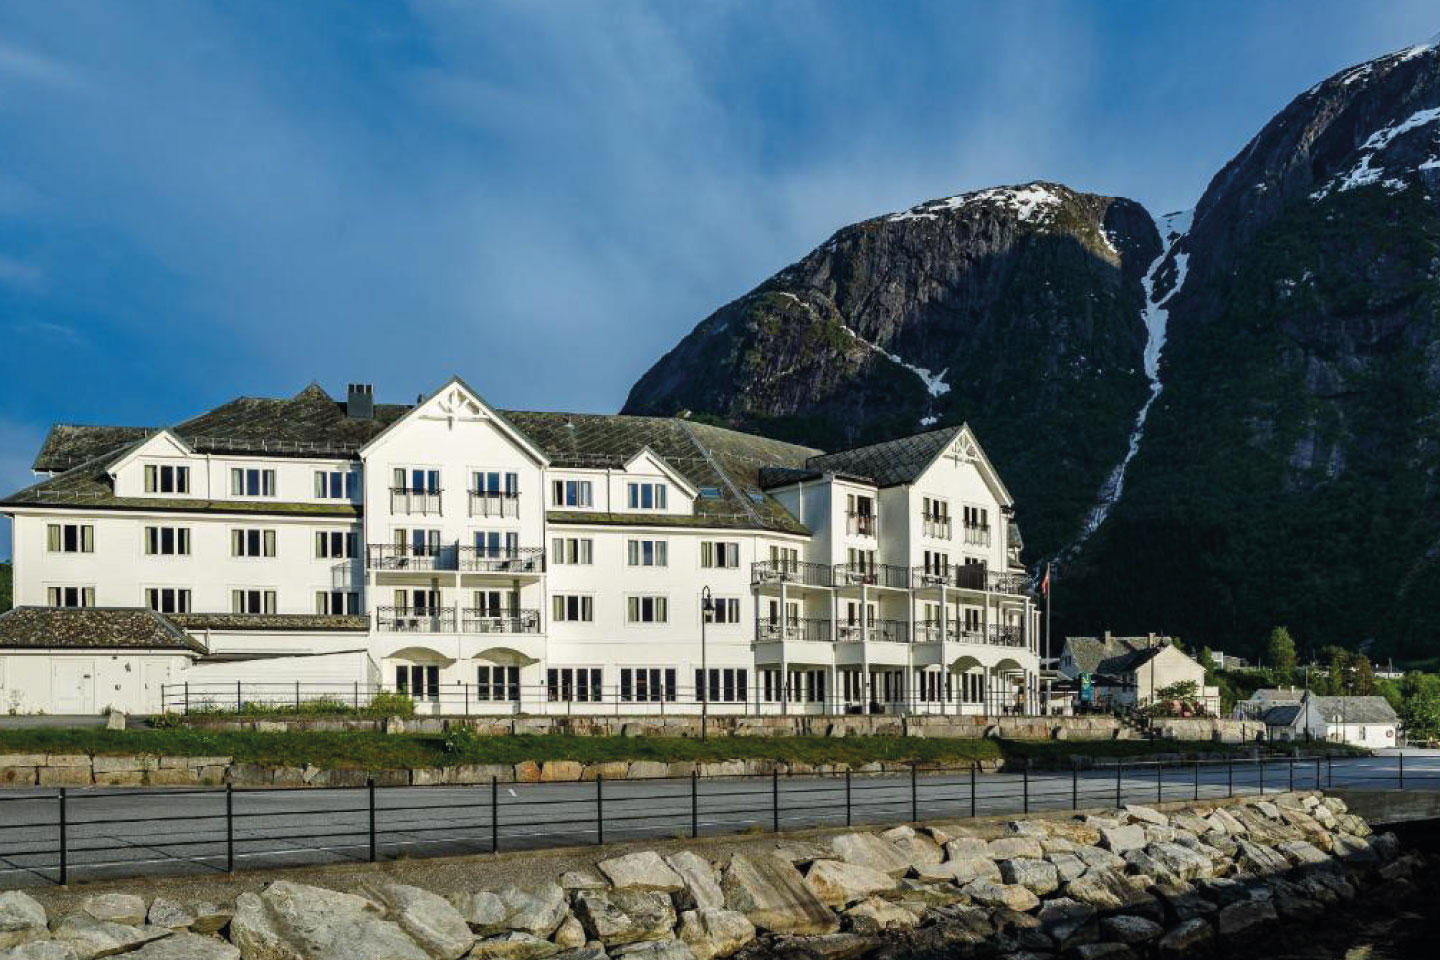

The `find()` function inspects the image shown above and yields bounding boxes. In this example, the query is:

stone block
[146,767,200,786]
[0,767,38,787]
[37,766,91,786]
[44,755,91,768]
[541,761,585,782]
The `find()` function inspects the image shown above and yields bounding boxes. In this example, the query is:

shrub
[363,692,416,719]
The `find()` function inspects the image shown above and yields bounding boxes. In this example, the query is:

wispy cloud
[0,255,41,291]
[0,40,90,95]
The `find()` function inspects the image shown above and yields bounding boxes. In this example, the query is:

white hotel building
[0,379,1041,717]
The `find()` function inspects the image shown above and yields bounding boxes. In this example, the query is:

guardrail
[0,753,1417,888]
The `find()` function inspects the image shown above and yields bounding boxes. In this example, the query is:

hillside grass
[0,729,1358,771]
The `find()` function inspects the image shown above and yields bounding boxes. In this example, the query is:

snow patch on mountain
[839,324,950,397]
[888,183,1063,224]
[1070,208,1192,550]
[1311,107,1440,199]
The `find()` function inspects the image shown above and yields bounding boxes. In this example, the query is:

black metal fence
[0,752,1426,889]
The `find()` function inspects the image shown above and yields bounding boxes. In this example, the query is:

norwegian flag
[1040,563,1052,598]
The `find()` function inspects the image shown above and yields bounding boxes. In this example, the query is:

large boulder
[827,834,910,877]
[676,909,756,960]
[368,884,474,959]
[229,881,430,960]
[912,858,1001,885]
[0,941,82,960]
[79,895,147,927]
[997,859,1060,895]
[50,913,172,959]
[497,886,569,938]
[959,880,1039,913]
[1072,845,1126,873]
[1036,897,1096,945]
[666,853,725,911]
[1234,840,1289,874]
[1101,916,1164,944]
[1098,825,1146,854]
[1216,900,1278,938]
[842,898,919,936]
[887,834,944,868]
[468,933,561,960]
[721,854,838,936]
[1063,871,1155,914]
[986,837,1044,860]
[1123,805,1169,827]
[942,838,990,860]
[123,933,241,960]
[572,892,674,947]
[0,892,47,950]
[599,853,685,893]
[611,941,695,960]
[451,892,508,936]
[1046,853,1087,883]
[1157,917,1213,955]
[803,861,896,907]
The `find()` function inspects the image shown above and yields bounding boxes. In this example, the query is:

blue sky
[1,1,1437,558]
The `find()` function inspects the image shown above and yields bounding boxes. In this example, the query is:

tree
[1326,647,1353,693]
[1351,655,1377,696]
[1198,645,1218,678]
[1401,687,1440,742]
[1264,627,1297,678]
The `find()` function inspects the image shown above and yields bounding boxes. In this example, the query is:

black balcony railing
[751,560,834,588]
[375,606,455,632]
[835,618,910,643]
[909,566,1029,595]
[390,488,443,515]
[756,617,832,643]
[845,511,878,537]
[911,620,1026,647]
[368,544,545,574]
[832,562,911,589]
[460,608,542,634]
[459,547,546,575]
[469,491,520,519]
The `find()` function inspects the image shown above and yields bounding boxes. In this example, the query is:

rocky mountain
[626,37,1440,658]
[624,183,1163,561]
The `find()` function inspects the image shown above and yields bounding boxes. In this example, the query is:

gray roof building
[0,607,207,655]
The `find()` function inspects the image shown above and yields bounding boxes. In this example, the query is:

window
[551,479,594,507]
[550,537,593,565]
[922,497,951,538]
[701,541,740,569]
[626,595,669,624]
[627,482,668,510]
[231,467,276,497]
[315,530,358,559]
[232,529,277,558]
[477,665,520,702]
[963,607,982,632]
[770,545,799,571]
[394,588,440,612]
[626,539,668,567]
[472,471,519,496]
[314,470,359,499]
[315,590,360,615]
[48,586,94,608]
[962,505,991,545]
[232,589,277,614]
[847,548,875,571]
[846,493,877,536]
[396,664,440,702]
[695,668,748,703]
[146,588,191,614]
[396,528,442,557]
[706,597,742,623]
[47,524,94,554]
[474,530,520,559]
[393,468,441,494]
[144,464,190,494]
[552,595,594,623]
[923,550,950,576]
[144,526,191,556]
[621,667,677,703]
[785,669,826,703]
[547,667,602,702]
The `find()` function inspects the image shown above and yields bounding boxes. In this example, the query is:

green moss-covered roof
[0,606,206,654]
[169,613,370,632]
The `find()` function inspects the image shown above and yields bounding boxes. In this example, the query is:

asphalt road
[0,752,1433,888]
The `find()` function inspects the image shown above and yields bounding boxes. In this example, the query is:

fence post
[1227,758,1233,797]
[596,775,604,845]
[1289,756,1294,792]
[970,762,976,819]
[1315,756,1322,790]
[491,776,499,854]
[845,768,852,826]
[1327,753,1333,789]
[772,767,780,832]
[367,778,376,863]
[57,788,67,886]
[226,783,235,873]
[1071,763,1078,810]
[691,771,699,839]
[1399,751,1405,790]
[236,680,242,713]
[184,682,190,716]
[1193,761,1200,801]
[295,681,301,712]
[911,762,919,822]
[1156,760,1163,804]
[1259,758,1265,796]
[1022,760,1029,814]
[1116,760,1123,809]
[354,681,360,711]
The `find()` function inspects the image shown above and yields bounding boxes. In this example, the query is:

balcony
[909,566,1030,595]
[756,617,832,643]
[913,619,1026,647]
[367,543,545,575]
[845,510,878,537]
[836,618,910,644]
[962,524,993,547]
[751,560,834,588]
[460,608,542,634]
[922,517,952,540]
[375,606,455,632]
[390,488,443,516]
[832,562,911,590]
[469,491,520,519]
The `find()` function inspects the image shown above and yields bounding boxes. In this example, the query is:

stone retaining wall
[0,791,1414,960]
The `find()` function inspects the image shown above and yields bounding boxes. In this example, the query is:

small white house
[1260,692,1398,747]
[1058,633,1219,713]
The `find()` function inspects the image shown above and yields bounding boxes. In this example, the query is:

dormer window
[314,470,359,499]
[552,479,593,508]
[144,464,190,494]
[232,467,276,497]
[628,482,667,510]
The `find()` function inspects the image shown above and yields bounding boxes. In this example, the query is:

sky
[0,0,1437,558]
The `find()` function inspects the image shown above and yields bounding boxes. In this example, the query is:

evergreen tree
[1351,655,1377,696]
[1264,626,1297,678]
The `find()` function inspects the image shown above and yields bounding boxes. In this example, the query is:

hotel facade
[0,379,1041,717]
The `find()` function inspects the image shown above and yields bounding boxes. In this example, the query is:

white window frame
[626,539,668,567]
[231,467,277,498]
[144,526,191,557]
[47,523,94,554]
[626,595,669,624]
[231,528,277,558]
[550,537,593,565]
[551,594,594,623]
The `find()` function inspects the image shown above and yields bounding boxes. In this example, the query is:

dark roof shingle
[0,607,206,654]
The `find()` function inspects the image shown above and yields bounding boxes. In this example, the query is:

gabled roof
[1062,635,1185,678]
[0,607,206,654]
[1262,704,1303,727]
[358,376,550,467]
[798,425,965,488]
[1307,695,1399,725]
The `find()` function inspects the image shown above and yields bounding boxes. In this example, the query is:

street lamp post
[701,586,714,741]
